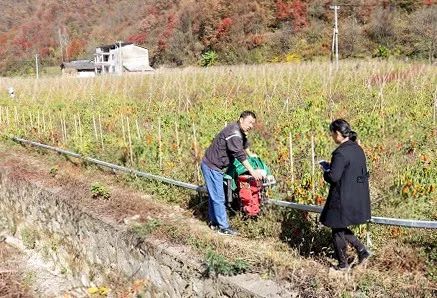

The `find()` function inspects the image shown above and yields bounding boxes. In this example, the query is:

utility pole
[118,40,123,75]
[58,27,64,62]
[330,5,340,70]
[35,54,39,79]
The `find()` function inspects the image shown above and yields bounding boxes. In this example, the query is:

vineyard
[0,61,436,295]
[1,61,436,213]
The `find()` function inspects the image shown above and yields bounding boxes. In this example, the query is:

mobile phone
[318,160,330,172]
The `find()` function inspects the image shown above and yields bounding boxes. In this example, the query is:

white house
[94,42,153,74]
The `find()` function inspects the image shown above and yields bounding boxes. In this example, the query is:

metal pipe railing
[12,137,437,229]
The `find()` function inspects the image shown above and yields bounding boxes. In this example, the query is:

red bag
[237,175,262,216]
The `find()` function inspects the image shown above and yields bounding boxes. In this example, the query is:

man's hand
[242,159,264,181]
[250,170,264,181]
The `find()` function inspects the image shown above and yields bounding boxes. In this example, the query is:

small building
[60,60,96,77]
[94,42,153,74]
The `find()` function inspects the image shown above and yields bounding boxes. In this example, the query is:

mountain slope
[0,0,435,75]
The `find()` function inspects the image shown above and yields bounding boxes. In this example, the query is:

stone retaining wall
[0,167,289,297]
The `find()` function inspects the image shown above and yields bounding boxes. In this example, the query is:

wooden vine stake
[63,113,68,143]
[14,106,18,128]
[92,114,98,143]
[36,110,40,134]
[192,122,201,183]
[59,114,64,144]
[6,107,10,128]
[78,114,83,141]
[98,113,104,150]
[126,116,134,166]
[42,112,46,134]
[288,132,295,184]
[29,111,33,129]
[158,117,163,170]
[48,112,54,144]
[433,86,437,144]
[434,86,437,125]
[311,134,316,204]
[378,79,386,136]
[135,118,141,140]
[74,114,78,137]
[175,121,180,157]
[121,115,127,145]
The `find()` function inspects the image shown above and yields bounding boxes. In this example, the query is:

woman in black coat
[320,119,371,270]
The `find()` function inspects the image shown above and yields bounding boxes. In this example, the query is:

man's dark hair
[240,110,256,119]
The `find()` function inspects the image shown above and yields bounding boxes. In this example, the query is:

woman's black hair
[329,119,357,142]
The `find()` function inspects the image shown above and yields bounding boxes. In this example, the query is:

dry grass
[0,243,31,298]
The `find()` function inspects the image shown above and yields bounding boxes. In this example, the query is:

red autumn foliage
[66,38,86,60]
[276,0,293,20]
[158,13,178,50]
[248,34,265,49]
[275,0,308,30]
[148,6,159,16]
[39,47,52,57]
[127,32,148,44]
[13,36,31,51]
[0,34,7,45]
[216,17,233,39]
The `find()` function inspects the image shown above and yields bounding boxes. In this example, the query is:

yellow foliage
[284,52,301,63]
[87,286,110,296]
[87,287,99,295]
[270,52,301,63]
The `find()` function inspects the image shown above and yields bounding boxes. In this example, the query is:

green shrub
[373,45,390,59]
[130,219,162,237]
[91,182,111,200]
[205,250,248,277]
[21,227,38,249]
[200,50,218,67]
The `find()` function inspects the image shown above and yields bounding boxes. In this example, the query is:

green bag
[224,156,272,190]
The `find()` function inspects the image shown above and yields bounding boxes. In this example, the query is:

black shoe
[208,223,219,231]
[358,249,372,265]
[218,228,238,236]
[334,264,349,272]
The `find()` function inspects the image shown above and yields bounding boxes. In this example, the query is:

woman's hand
[319,160,331,172]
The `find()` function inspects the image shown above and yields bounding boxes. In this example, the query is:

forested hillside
[0,0,435,75]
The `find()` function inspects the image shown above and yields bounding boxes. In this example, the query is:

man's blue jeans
[201,161,229,229]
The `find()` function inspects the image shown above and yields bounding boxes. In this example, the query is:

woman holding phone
[320,119,371,270]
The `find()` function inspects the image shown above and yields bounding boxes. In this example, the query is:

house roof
[61,60,95,71]
[97,42,133,50]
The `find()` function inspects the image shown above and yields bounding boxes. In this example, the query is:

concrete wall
[0,166,289,297]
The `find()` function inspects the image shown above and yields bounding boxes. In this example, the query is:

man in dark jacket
[201,111,263,236]
[320,119,371,270]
